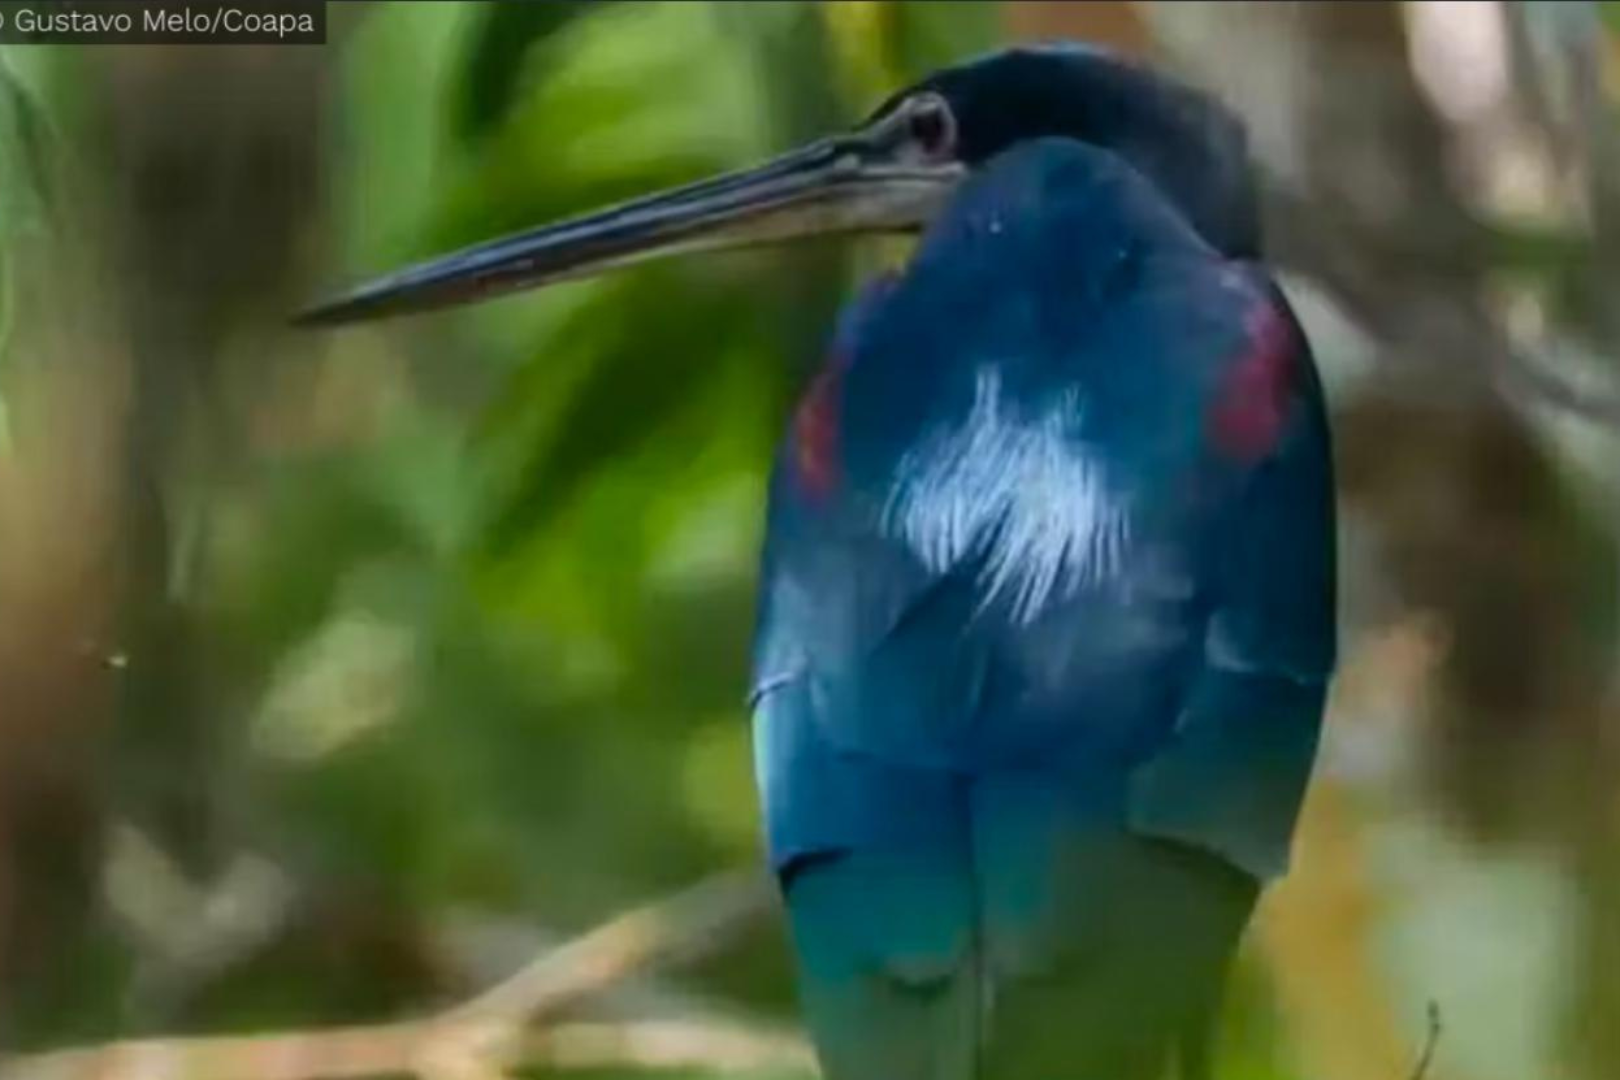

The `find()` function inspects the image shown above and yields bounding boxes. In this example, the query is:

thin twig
[1407,1001,1442,1080]
[0,869,792,1080]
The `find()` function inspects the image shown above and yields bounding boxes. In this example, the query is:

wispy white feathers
[881,367,1130,624]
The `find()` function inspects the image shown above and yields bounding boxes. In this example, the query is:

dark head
[875,45,1258,258]
[299,44,1258,326]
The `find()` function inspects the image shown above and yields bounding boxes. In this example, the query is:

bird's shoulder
[776,149,1312,575]
[753,143,1326,726]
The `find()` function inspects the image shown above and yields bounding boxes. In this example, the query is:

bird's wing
[1125,277,1336,879]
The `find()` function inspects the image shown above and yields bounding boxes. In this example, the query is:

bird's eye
[906,94,957,160]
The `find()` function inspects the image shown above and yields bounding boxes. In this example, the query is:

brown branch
[0,869,799,1080]
[445,868,775,1024]
[0,1018,813,1080]
[520,1019,812,1074]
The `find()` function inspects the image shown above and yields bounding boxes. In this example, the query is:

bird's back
[751,138,1333,1079]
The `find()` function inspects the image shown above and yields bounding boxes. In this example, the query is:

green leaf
[453,0,620,145]
[0,50,60,391]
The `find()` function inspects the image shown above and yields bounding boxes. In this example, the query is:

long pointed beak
[295,137,963,327]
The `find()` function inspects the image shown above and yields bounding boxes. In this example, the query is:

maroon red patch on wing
[789,274,897,500]
[1208,300,1297,463]
[793,364,843,499]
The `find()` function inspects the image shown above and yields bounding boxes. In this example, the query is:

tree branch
[0,869,806,1080]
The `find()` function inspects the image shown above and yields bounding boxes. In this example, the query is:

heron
[301,43,1336,1080]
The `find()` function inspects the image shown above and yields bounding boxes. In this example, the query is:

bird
[300,42,1337,1080]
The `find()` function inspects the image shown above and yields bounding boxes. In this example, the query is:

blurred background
[0,2,1618,1078]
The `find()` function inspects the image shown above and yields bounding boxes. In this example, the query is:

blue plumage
[751,74,1334,1080]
